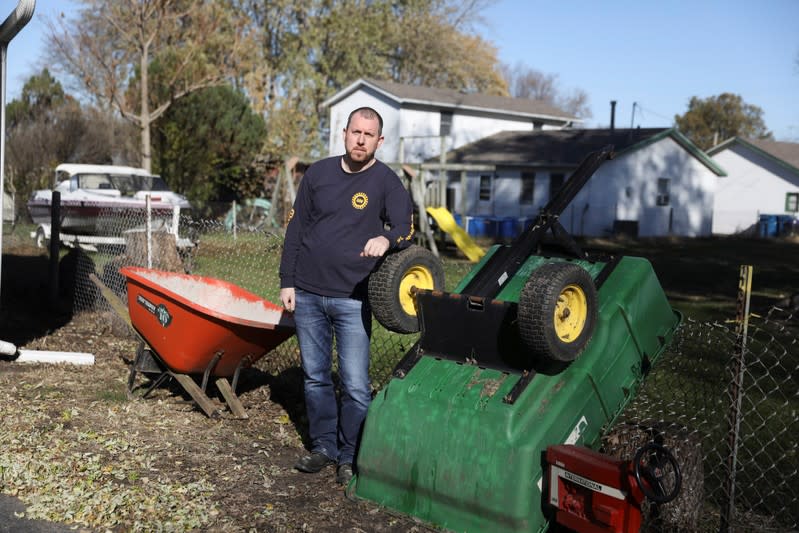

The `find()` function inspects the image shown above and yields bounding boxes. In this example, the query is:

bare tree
[5,69,136,205]
[500,62,592,119]
[45,0,252,171]
[6,103,135,205]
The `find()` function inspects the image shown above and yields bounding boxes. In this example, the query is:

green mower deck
[354,252,680,532]
[354,146,681,532]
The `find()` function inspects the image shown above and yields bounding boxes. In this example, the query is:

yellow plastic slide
[425,206,485,262]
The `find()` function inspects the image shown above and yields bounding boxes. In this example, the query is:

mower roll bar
[461,145,615,299]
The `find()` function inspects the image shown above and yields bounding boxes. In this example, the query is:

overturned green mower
[355,146,682,532]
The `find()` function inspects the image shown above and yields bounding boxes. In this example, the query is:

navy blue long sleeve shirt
[279,156,414,299]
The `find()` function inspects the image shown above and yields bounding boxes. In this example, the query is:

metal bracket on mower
[413,289,526,374]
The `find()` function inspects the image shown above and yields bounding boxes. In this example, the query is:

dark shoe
[294,452,335,473]
[336,463,354,485]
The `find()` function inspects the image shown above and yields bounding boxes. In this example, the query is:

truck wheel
[369,245,445,334]
[518,262,597,363]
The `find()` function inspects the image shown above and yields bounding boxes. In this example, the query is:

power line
[634,104,673,125]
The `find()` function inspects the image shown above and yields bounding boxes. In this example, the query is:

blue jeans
[293,289,372,465]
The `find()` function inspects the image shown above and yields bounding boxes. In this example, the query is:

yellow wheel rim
[553,283,588,343]
[399,266,434,316]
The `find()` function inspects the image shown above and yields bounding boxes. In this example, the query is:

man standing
[279,107,414,485]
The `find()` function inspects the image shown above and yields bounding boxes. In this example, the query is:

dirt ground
[0,239,434,532]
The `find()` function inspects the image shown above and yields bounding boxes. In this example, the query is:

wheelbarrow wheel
[518,262,597,363]
[369,245,445,334]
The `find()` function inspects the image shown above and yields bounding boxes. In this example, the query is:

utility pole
[0,0,36,309]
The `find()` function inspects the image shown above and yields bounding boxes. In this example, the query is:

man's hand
[360,235,390,257]
[280,287,296,312]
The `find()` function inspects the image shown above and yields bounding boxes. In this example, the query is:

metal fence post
[721,264,753,532]
[48,190,60,307]
[171,205,180,236]
[232,200,237,240]
[146,194,152,269]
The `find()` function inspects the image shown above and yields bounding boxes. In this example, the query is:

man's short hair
[346,107,383,135]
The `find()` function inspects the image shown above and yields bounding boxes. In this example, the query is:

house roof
[441,127,726,175]
[322,78,579,124]
[708,137,799,175]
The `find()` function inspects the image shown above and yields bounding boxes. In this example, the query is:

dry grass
[2,232,797,531]
[0,239,433,532]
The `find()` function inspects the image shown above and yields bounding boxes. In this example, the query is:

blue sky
[481,0,799,141]
[4,0,798,142]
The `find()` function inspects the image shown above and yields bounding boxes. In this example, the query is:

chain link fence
[46,203,798,532]
[605,311,798,532]
[55,201,419,386]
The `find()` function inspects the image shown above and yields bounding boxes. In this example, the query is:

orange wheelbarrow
[119,266,295,418]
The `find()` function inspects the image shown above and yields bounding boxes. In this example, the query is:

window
[440,111,453,137]
[521,172,535,204]
[549,173,564,201]
[656,178,670,206]
[479,175,492,201]
[78,173,113,190]
[786,192,799,213]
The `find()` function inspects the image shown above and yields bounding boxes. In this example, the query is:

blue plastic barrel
[499,217,518,239]
[759,214,779,237]
[484,217,498,238]
[468,216,485,236]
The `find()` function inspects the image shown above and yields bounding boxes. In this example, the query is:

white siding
[447,113,536,154]
[562,138,716,237]
[396,107,443,163]
[711,145,799,235]
[567,137,716,237]
[458,137,717,238]
[327,86,570,163]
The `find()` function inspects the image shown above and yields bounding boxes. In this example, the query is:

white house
[708,137,799,235]
[321,78,578,164]
[439,128,726,238]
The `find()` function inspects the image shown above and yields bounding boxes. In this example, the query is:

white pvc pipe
[15,350,94,365]
[0,337,95,365]
[0,339,15,355]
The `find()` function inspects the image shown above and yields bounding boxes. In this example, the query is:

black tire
[369,245,445,334]
[517,262,597,363]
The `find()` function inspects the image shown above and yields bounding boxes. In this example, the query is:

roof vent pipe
[610,100,616,131]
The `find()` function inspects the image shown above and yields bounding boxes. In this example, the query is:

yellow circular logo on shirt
[288,208,295,221]
[352,193,368,209]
